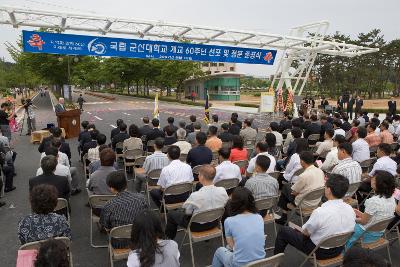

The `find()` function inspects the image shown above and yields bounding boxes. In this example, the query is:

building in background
[184,62,243,101]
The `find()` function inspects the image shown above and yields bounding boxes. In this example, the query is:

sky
[0,0,399,76]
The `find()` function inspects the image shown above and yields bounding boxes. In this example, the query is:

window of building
[202,63,209,67]
[219,63,224,66]
[230,67,235,71]
[214,71,220,73]
[211,63,218,67]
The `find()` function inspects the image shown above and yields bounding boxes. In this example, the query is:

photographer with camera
[22,98,37,136]
[0,103,14,141]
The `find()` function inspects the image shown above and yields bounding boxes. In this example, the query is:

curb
[85,91,115,101]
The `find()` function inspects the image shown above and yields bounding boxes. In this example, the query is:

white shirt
[333,128,346,137]
[316,139,333,156]
[247,152,276,174]
[173,140,192,154]
[283,153,302,183]
[214,161,242,184]
[183,185,228,215]
[157,160,194,189]
[272,131,283,146]
[358,117,366,127]
[362,196,396,230]
[303,199,356,247]
[127,240,180,267]
[36,164,72,183]
[369,156,397,176]
[395,124,400,137]
[351,138,370,163]
[388,124,395,135]
[320,147,339,172]
[40,151,70,167]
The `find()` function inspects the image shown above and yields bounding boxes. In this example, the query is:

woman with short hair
[18,184,71,244]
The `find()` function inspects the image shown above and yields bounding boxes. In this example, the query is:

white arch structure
[0,5,379,96]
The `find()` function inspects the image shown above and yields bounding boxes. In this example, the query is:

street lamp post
[59,56,78,103]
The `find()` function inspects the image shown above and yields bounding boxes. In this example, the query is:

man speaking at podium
[54,97,66,113]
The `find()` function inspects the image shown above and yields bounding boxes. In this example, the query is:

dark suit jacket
[304,122,321,138]
[82,140,97,155]
[388,101,397,114]
[279,119,292,133]
[110,128,120,141]
[54,104,66,113]
[218,132,233,142]
[228,124,241,135]
[337,99,344,109]
[347,98,354,111]
[163,124,178,134]
[139,125,152,137]
[79,131,91,148]
[342,121,352,132]
[355,99,363,111]
[112,132,129,150]
[38,136,71,159]
[146,128,165,141]
[29,174,70,200]
[185,123,195,133]
[164,136,177,146]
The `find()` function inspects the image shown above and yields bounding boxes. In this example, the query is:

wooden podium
[56,109,81,139]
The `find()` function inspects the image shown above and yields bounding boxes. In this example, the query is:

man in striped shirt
[244,155,278,201]
[332,142,362,184]
[100,170,148,248]
[134,137,169,192]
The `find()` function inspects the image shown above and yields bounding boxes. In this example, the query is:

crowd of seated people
[12,107,400,266]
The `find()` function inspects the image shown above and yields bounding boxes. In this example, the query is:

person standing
[347,95,355,120]
[24,99,37,136]
[0,103,13,141]
[354,96,363,115]
[337,95,344,112]
[54,98,66,114]
[388,97,397,117]
[191,91,196,102]
[77,94,86,111]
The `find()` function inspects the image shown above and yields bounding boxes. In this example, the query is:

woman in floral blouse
[18,184,71,244]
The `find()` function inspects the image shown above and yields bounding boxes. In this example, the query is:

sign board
[259,92,275,113]
[22,30,277,65]
[62,84,70,99]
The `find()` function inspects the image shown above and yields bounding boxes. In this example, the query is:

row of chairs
[91,195,282,267]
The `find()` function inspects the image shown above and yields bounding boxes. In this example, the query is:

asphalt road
[0,92,398,267]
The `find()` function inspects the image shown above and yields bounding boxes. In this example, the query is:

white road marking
[85,101,112,105]
[123,112,131,116]
[110,124,117,128]
[94,116,103,121]
[86,111,92,114]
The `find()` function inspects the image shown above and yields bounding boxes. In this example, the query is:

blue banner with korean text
[22,30,277,65]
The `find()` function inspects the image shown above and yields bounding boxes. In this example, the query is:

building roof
[185,71,244,82]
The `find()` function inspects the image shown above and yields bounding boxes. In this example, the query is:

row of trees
[308,29,400,99]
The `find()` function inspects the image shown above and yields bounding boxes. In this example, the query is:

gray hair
[176,128,186,140]
[41,155,58,174]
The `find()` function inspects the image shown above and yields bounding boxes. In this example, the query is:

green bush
[234,103,259,108]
